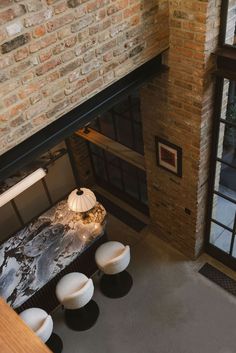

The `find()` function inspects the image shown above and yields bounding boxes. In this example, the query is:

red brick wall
[0,0,169,155]
[141,0,222,259]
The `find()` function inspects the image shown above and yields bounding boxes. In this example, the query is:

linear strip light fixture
[0,168,46,208]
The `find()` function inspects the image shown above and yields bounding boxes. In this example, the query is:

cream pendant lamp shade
[67,188,96,212]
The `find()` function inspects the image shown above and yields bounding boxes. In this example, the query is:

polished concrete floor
[52,214,236,353]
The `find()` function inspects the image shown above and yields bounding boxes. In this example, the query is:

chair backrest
[106,245,130,267]
[19,308,53,343]
[104,245,130,274]
[35,315,53,340]
[61,278,94,309]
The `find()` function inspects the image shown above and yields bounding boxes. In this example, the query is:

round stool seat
[56,272,99,331]
[56,272,94,310]
[20,308,63,353]
[20,308,53,343]
[95,241,130,275]
[95,241,133,298]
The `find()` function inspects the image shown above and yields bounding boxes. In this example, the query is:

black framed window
[90,89,144,155]
[207,78,236,267]
[205,0,236,269]
[88,143,148,214]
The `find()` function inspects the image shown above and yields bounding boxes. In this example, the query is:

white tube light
[0,168,46,208]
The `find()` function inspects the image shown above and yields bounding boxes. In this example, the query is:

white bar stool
[56,272,99,331]
[19,307,63,353]
[95,241,133,298]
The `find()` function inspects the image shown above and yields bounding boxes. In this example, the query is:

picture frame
[155,136,182,177]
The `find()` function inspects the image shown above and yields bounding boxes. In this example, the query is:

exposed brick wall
[141,0,222,259]
[0,0,169,155]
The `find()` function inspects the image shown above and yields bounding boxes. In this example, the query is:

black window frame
[90,91,144,155]
[88,142,149,215]
[205,1,236,269]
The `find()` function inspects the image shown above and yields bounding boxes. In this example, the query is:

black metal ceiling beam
[0,54,167,182]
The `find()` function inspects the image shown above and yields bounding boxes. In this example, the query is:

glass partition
[222,0,236,46]
[208,79,236,260]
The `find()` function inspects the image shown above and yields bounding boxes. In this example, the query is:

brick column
[141,0,222,259]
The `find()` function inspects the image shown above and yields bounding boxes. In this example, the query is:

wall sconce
[67,188,96,213]
[0,168,46,208]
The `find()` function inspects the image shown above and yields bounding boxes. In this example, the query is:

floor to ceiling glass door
[207,79,236,268]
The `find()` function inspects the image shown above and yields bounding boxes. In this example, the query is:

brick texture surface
[141,0,221,259]
[0,0,169,154]
[0,0,225,259]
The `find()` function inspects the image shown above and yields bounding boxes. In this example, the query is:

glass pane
[138,170,148,205]
[89,143,103,157]
[224,3,236,46]
[92,155,107,180]
[215,161,236,201]
[219,80,236,122]
[232,236,236,258]
[105,151,120,167]
[113,97,129,114]
[121,160,136,174]
[210,222,232,254]
[121,161,138,198]
[212,193,235,229]
[115,116,133,148]
[99,112,115,139]
[217,122,236,165]
[123,171,138,199]
[107,164,122,189]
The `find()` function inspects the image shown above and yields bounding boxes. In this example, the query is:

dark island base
[15,233,107,314]
[65,300,99,331]
[100,271,133,298]
[46,333,63,353]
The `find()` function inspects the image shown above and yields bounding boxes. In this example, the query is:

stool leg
[100,270,133,298]
[64,300,99,331]
[46,333,63,353]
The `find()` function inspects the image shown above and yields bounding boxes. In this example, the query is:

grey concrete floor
[52,215,236,353]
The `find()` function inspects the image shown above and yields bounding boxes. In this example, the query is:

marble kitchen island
[0,199,107,312]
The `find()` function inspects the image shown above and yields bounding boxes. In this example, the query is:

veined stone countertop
[0,200,106,309]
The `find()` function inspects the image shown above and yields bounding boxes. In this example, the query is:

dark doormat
[95,192,147,232]
[199,263,236,296]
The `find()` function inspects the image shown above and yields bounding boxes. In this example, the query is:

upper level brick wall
[0,0,169,155]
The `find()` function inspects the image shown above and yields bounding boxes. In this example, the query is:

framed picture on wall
[155,137,182,177]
